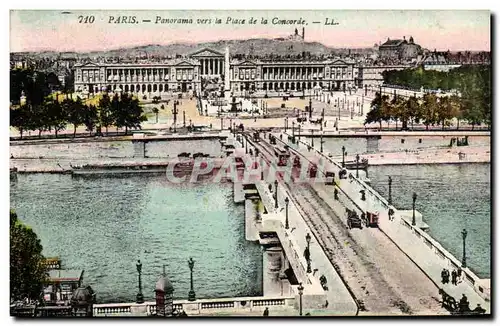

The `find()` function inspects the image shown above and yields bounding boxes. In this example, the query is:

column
[216,60,219,75]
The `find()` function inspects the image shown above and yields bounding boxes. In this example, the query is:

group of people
[441,267,463,286]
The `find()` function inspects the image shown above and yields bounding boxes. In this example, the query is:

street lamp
[320,131,324,153]
[311,129,315,148]
[136,260,144,304]
[342,146,346,167]
[461,229,467,268]
[172,102,178,133]
[233,122,236,136]
[183,110,186,128]
[298,282,304,316]
[220,116,223,130]
[356,154,360,178]
[188,257,196,301]
[285,117,288,132]
[388,176,393,205]
[412,192,417,226]
[274,180,279,209]
[285,197,290,229]
[305,233,312,273]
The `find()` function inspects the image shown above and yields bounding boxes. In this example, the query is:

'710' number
[78,15,95,23]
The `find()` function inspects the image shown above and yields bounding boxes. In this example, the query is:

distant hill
[12,38,376,59]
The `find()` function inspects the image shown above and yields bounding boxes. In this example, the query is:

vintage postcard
[9,9,491,317]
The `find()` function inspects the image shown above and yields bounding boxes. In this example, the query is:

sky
[9,10,491,53]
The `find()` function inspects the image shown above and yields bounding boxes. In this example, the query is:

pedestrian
[263,307,269,316]
[457,267,462,279]
[441,268,447,284]
[451,270,457,285]
[444,269,450,284]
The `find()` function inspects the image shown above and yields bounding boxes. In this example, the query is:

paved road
[251,137,447,315]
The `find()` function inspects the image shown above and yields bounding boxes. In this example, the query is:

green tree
[421,93,438,130]
[406,96,421,131]
[10,210,48,302]
[436,96,454,130]
[63,97,85,137]
[365,92,389,130]
[98,94,114,135]
[82,104,98,136]
[46,100,67,138]
[10,105,31,139]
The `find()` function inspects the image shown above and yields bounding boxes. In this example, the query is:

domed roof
[71,286,94,305]
[156,275,174,294]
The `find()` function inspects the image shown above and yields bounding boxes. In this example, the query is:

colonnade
[199,58,225,76]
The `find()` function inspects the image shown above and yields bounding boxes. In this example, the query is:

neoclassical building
[73,47,377,96]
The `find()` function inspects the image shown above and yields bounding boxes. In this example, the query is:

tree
[422,93,438,130]
[10,210,48,302]
[98,94,114,135]
[63,97,85,137]
[10,105,31,139]
[365,92,389,130]
[46,100,67,138]
[406,96,421,130]
[82,104,98,136]
[152,107,159,123]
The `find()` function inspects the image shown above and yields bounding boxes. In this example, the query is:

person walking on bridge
[263,307,269,316]
[451,270,458,286]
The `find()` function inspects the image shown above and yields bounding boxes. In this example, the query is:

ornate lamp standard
[311,129,315,148]
[136,260,144,304]
[284,197,290,229]
[305,233,312,273]
[388,176,393,205]
[298,124,301,141]
[320,131,324,153]
[412,192,417,226]
[298,282,304,316]
[233,122,236,136]
[285,117,288,132]
[342,146,346,167]
[172,102,178,133]
[292,121,296,143]
[461,229,468,268]
[183,110,186,128]
[274,180,279,209]
[356,154,360,178]
[188,258,196,301]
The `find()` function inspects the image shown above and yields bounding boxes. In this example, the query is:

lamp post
[309,95,313,119]
[412,192,417,226]
[292,121,296,143]
[183,110,186,128]
[305,233,312,273]
[172,102,178,133]
[285,117,288,132]
[298,282,304,316]
[220,116,223,130]
[461,229,467,268]
[188,257,196,301]
[136,260,144,304]
[233,122,236,136]
[356,154,360,178]
[320,131,324,153]
[285,197,290,229]
[320,108,325,132]
[298,124,301,141]
[311,129,315,148]
[274,180,278,209]
[342,146,346,167]
[388,176,393,205]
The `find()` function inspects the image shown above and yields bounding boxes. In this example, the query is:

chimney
[302,27,305,40]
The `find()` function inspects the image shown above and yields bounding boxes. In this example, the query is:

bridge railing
[93,296,295,316]
[279,132,490,302]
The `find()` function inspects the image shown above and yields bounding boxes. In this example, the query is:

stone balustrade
[92,296,295,317]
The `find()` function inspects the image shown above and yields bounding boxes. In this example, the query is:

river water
[10,174,263,303]
[367,163,491,278]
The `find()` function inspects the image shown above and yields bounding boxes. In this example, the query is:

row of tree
[10,93,147,139]
[380,65,491,127]
[365,91,485,130]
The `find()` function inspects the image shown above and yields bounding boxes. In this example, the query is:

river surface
[367,163,491,278]
[10,174,263,303]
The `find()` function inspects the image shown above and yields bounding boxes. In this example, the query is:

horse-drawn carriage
[346,208,363,229]
[364,211,379,228]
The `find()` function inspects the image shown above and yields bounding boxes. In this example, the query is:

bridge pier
[366,136,380,153]
[263,246,290,297]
